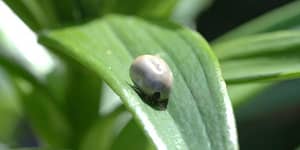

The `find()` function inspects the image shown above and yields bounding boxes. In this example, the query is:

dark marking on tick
[130,84,168,111]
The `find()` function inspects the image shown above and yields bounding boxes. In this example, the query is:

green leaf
[3,0,209,32]
[98,0,177,18]
[39,15,237,150]
[0,68,21,145]
[79,106,127,150]
[50,0,81,24]
[63,63,102,148]
[3,0,59,31]
[211,0,300,112]
[172,0,213,26]
[19,85,72,148]
[227,82,271,107]
[214,31,300,83]
[0,26,43,88]
[13,148,69,150]
[235,79,300,121]
[214,0,300,43]
[1,5,103,147]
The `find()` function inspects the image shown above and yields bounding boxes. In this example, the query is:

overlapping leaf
[214,31,300,83]
[213,1,300,106]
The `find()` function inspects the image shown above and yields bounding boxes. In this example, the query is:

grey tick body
[130,55,173,102]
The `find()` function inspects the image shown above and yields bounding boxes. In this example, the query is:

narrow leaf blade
[214,31,300,83]
[214,0,300,42]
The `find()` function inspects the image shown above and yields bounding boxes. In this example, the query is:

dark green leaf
[0,68,21,145]
[214,0,300,42]
[39,15,237,150]
[63,63,102,148]
[19,85,72,148]
[227,82,271,107]
[13,148,69,150]
[50,0,81,24]
[235,79,300,121]
[79,106,127,150]
[3,0,209,31]
[98,0,177,18]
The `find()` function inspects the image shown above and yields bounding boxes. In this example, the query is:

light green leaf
[39,15,237,150]
[172,0,213,26]
[214,0,300,43]
[0,25,43,87]
[3,0,59,31]
[214,31,300,83]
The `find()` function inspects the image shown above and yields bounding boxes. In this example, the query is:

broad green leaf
[39,15,237,150]
[214,0,300,43]
[214,31,300,83]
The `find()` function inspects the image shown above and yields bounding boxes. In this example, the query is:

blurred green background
[197,0,300,149]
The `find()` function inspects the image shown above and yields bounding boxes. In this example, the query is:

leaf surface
[39,15,237,150]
